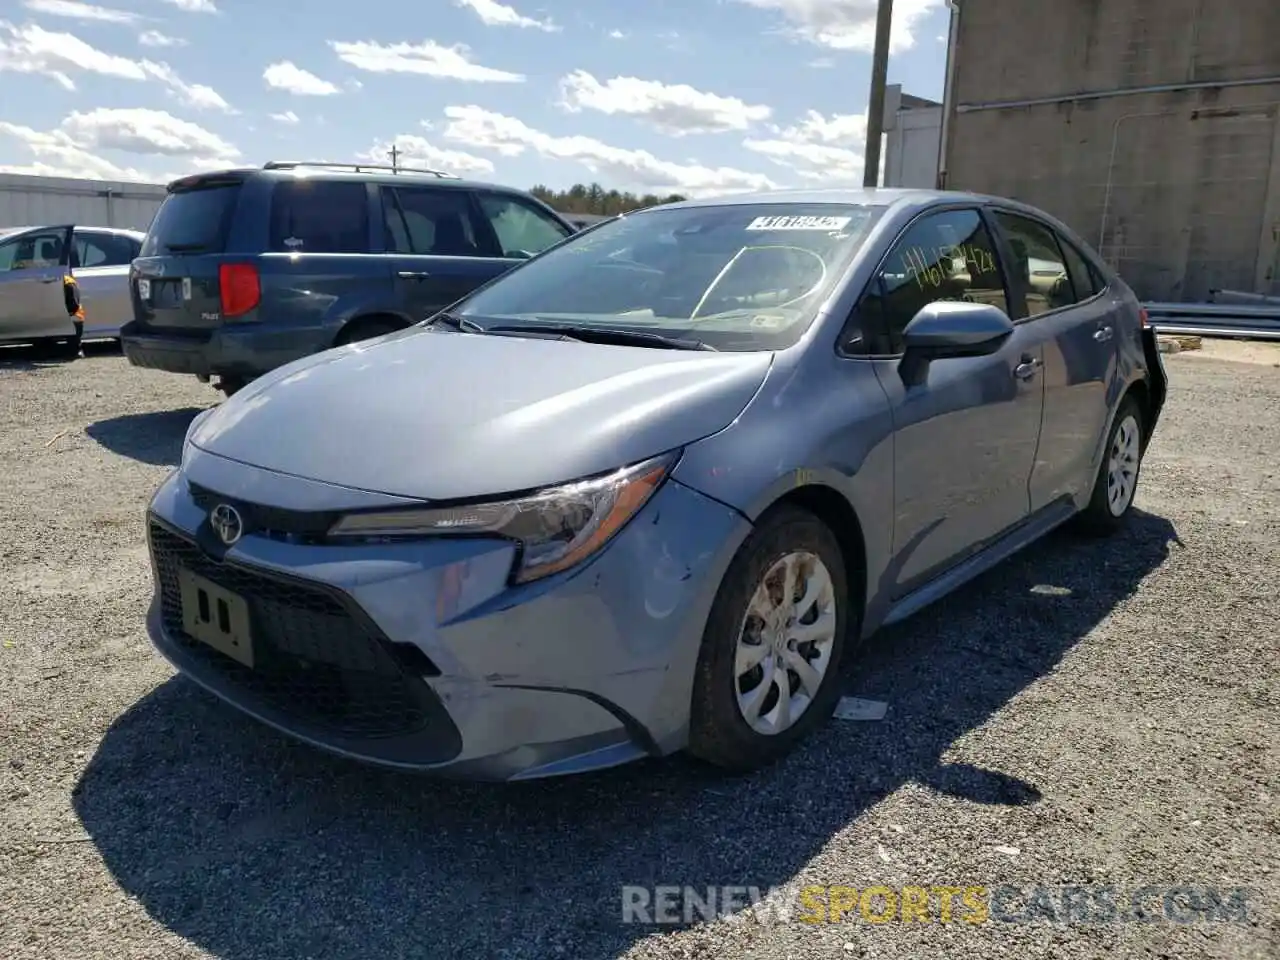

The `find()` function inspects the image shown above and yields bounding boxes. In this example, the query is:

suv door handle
[1093,326,1113,342]
[38,276,60,283]
[397,270,431,280]
[1014,356,1043,380]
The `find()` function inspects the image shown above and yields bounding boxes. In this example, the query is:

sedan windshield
[453,202,885,351]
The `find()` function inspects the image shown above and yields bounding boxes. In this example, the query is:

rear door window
[268,180,370,254]
[992,211,1077,316]
[0,231,67,271]
[476,192,572,258]
[1058,236,1101,300]
[141,181,241,256]
[74,231,136,267]
[382,186,495,257]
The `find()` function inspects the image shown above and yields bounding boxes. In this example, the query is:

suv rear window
[268,180,370,254]
[141,180,241,256]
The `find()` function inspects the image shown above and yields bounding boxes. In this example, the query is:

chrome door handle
[1093,326,1113,342]
[1014,357,1043,380]
[38,276,59,283]
[397,271,431,280]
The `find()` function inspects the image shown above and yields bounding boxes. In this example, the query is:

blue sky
[0,0,951,195]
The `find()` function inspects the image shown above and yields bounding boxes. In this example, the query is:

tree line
[529,182,687,216]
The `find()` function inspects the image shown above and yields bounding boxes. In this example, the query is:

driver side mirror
[902,300,1014,359]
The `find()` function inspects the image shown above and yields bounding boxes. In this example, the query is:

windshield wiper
[425,311,486,333]
[485,322,717,351]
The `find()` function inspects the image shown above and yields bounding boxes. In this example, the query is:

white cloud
[270,110,299,124]
[361,134,494,176]
[453,0,558,31]
[160,0,217,12]
[733,0,943,53]
[557,70,771,136]
[142,60,233,112]
[0,20,149,88]
[442,104,777,196]
[22,0,138,24]
[263,60,340,95]
[608,29,625,39]
[744,109,867,184]
[139,29,186,47]
[0,106,237,180]
[329,39,524,83]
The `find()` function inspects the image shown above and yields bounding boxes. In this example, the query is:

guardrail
[1143,301,1280,342]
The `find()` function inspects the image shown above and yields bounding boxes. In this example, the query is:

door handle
[1014,356,1043,380]
[39,276,60,283]
[1093,326,1113,342]
[397,271,431,280]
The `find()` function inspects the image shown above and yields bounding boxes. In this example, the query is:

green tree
[529,182,687,215]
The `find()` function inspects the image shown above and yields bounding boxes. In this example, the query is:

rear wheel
[688,505,852,773]
[335,317,403,347]
[215,375,249,397]
[1074,395,1145,536]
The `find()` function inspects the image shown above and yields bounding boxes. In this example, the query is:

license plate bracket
[178,568,254,667]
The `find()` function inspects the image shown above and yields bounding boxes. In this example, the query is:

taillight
[1138,306,1150,329]
[219,263,260,317]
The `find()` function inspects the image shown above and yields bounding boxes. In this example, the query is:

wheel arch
[756,483,868,620]
[332,311,414,347]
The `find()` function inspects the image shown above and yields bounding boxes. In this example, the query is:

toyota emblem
[209,503,244,546]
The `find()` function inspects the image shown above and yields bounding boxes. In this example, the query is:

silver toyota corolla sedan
[143,188,1168,781]
[0,224,144,349]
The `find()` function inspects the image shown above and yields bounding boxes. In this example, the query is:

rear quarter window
[141,181,242,256]
[268,180,370,254]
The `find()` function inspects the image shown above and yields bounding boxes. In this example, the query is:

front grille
[149,520,436,738]
[187,482,338,543]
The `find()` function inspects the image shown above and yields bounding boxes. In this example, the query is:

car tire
[216,375,248,397]
[687,504,851,773]
[335,318,402,347]
[1074,395,1145,536]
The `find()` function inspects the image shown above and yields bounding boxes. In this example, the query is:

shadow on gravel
[0,338,119,370]
[85,406,207,466]
[74,509,1177,959]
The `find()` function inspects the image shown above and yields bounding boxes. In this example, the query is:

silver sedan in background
[0,224,145,349]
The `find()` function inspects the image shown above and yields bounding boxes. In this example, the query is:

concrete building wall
[0,173,167,232]
[943,0,1280,301]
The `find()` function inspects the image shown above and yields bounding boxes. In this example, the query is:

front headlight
[326,451,680,584]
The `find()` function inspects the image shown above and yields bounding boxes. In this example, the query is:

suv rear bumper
[121,319,335,378]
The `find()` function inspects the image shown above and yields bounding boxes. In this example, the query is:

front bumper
[143,454,751,780]
[121,319,335,379]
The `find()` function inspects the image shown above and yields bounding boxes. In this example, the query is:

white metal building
[882,85,943,189]
[0,173,167,231]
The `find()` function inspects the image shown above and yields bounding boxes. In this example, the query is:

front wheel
[1074,395,1145,536]
[688,505,852,773]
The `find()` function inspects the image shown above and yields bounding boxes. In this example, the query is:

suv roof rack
[263,160,459,179]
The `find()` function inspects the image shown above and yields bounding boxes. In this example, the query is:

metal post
[863,0,894,187]
[388,144,400,173]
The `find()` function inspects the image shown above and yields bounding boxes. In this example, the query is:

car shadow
[0,338,119,369]
[85,406,208,467]
[72,509,1178,958]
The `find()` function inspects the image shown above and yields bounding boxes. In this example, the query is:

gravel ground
[0,341,1276,960]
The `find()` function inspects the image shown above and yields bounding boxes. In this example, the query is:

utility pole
[863,0,894,187]
[387,144,400,173]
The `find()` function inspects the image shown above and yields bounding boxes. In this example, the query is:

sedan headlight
[326,451,680,584]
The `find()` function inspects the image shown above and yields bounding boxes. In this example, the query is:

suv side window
[73,231,136,267]
[476,192,572,259]
[1058,235,1101,301]
[384,186,492,257]
[992,211,1076,316]
[853,208,1008,355]
[0,232,66,272]
[268,180,370,254]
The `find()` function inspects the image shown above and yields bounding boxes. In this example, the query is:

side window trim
[1058,232,1109,304]
[380,185,414,255]
[837,203,997,360]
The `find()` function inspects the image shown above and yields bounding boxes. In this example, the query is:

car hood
[189,327,773,501]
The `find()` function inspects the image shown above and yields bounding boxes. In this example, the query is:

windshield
[453,202,885,351]
[140,180,242,256]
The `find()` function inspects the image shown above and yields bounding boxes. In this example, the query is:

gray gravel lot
[0,342,1277,960]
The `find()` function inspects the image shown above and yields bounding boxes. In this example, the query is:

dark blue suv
[121,161,577,395]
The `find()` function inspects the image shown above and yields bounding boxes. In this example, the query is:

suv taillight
[219,263,260,317]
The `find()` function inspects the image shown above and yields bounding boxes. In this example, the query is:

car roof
[169,165,542,197]
[651,187,1001,213]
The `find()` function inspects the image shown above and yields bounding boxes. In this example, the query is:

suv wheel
[336,318,402,347]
